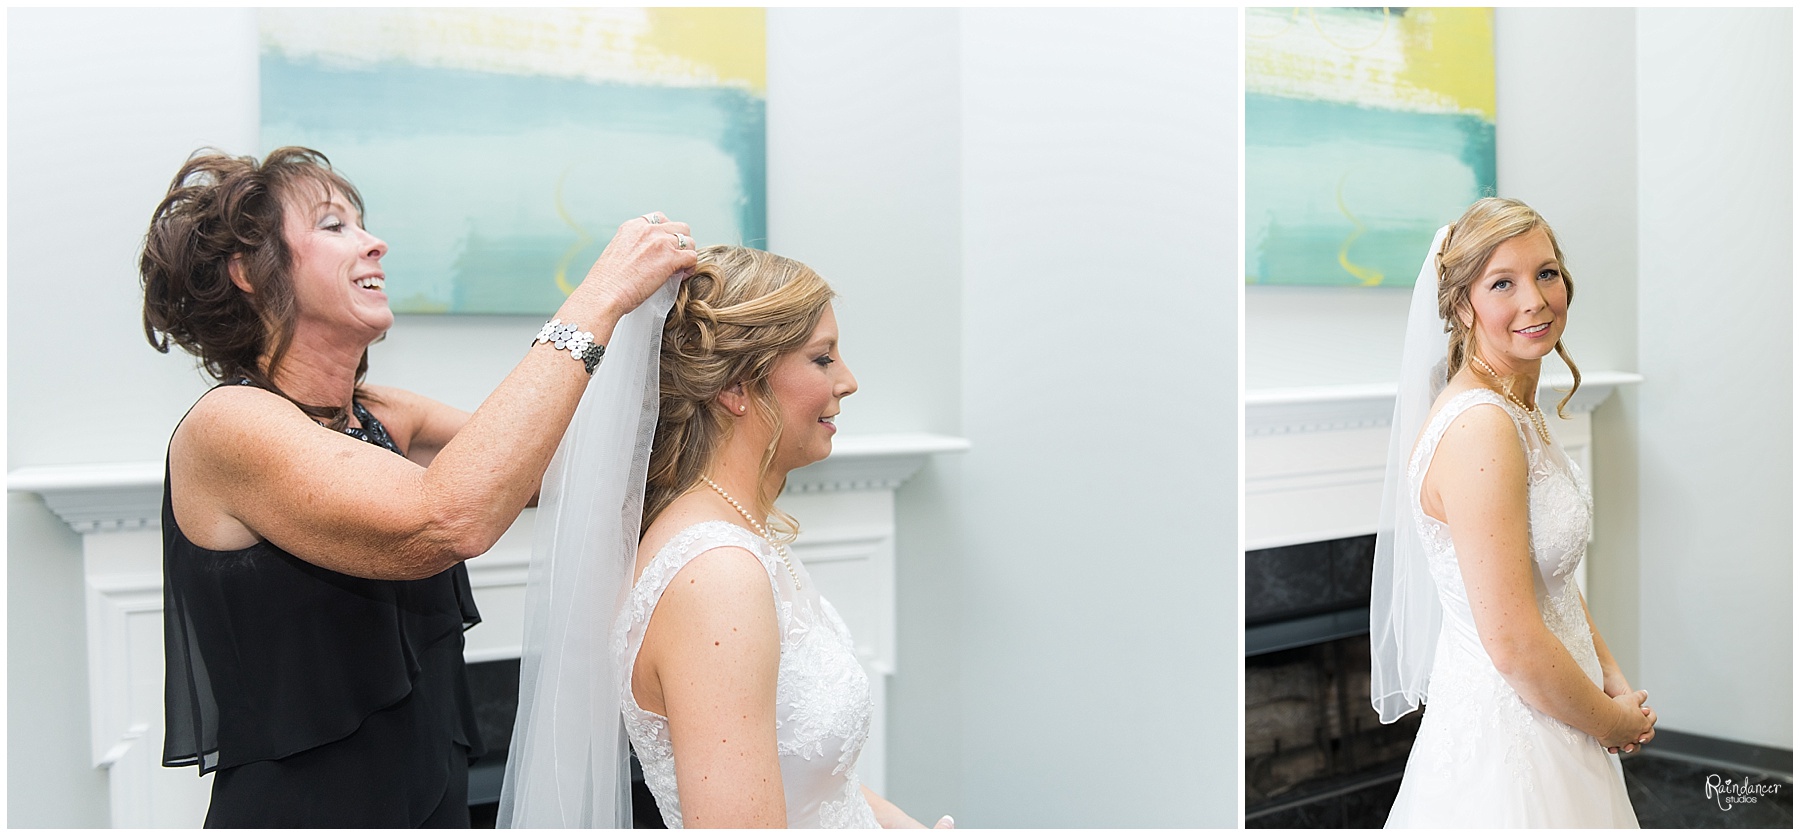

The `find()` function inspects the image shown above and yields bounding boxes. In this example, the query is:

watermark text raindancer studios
[1704,774,1785,811]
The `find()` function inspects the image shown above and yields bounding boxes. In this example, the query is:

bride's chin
[782,435,832,466]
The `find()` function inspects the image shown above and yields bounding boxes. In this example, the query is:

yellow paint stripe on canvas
[1246,7,1493,121]
[640,8,765,95]
[1393,8,1494,121]
[261,8,763,92]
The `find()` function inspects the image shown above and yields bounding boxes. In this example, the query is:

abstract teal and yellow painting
[1246,7,1495,287]
[261,8,766,314]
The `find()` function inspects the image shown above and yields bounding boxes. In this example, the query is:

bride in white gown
[497,245,950,828]
[1371,198,1655,828]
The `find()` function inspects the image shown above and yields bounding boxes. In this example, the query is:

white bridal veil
[1369,225,1453,724]
[497,278,679,827]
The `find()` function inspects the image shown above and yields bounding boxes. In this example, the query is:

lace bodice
[615,520,878,828]
[1407,389,1598,758]
[1408,388,1595,662]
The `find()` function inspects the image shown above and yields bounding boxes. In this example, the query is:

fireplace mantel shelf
[1245,371,1638,551]
[1246,370,1641,437]
[1247,369,1642,404]
[8,432,972,535]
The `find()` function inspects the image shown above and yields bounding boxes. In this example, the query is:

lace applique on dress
[615,520,879,829]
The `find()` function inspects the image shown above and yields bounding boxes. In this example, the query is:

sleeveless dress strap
[345,400,400,453]
[630,520,787,608]
[615,520,792,705]
[1408,388,1530,484]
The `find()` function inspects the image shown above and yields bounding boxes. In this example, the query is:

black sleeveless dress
[161,392,485,827]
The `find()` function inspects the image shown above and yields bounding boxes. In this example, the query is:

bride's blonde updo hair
[1437,197,1582,417]
[644,245,837,536]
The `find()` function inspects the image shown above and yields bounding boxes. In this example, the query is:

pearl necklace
[1470,355,1552,444]
[699,475,803,590]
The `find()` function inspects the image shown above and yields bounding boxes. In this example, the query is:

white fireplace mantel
[7,432,973,536]
[9,432,968,828]
[1245,370,1640,551]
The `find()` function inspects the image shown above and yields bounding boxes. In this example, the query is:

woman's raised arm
[171,217,696,579]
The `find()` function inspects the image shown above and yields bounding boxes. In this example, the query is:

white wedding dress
[1386,389,1638,828]
[616,520,881,828]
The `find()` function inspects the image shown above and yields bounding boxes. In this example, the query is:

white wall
[7,8,1241,827]
[1635,8,1793,749]
[958,8,1238,826]
[8,9,259,463]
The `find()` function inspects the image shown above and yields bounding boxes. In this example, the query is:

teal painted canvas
[1246,8,1496,287]
[260,9,766,314]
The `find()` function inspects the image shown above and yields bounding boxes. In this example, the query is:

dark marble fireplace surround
[462,659,666,829]
[1246,535,1372,635]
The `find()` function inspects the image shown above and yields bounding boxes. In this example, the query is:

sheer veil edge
[498,278,679,827]
[1370,225,1452,724]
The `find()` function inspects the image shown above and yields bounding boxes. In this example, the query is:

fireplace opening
[1245,634,1422,824]
[1244,534,1420,827]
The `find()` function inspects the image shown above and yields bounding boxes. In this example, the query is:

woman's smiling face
[1463,228,1569,372]
[282,184,393,343]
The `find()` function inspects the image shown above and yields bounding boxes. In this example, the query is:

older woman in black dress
[141,146,694,827]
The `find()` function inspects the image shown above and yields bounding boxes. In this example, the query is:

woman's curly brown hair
[644,245,837,536]
[141,146,375,429]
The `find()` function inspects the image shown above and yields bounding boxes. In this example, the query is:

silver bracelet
[534,318,605,374]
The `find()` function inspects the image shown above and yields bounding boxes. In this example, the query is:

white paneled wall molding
[9,432,967,828]
[1245,371,1640,551]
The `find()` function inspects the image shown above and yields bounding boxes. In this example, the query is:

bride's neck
[1469,351,1543,409]
[704,444,787,522]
